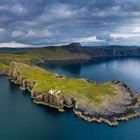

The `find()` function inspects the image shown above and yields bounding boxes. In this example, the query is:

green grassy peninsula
[7,62,140,126]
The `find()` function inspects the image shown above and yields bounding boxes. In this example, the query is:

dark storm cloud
[0,0,140,47]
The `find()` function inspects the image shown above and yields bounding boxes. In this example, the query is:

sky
[0,0,140,47]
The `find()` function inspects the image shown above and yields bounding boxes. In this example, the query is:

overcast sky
[0,0,140,47]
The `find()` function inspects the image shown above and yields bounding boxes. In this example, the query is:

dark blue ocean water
[1,57,140,140]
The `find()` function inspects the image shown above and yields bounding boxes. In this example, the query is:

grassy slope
[0,47,89,61]
[16,63,118,105]
[0,52,38,60]
[0,59,10,69]
[0,63,9,69]
[24,48,89,60]
[0,62,10,75]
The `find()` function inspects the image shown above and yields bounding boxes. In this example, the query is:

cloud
[0,0,140,47]
[77,36,104,43]
[0,41,33,48]
[12,31,24,38]
[0,28,5,34]
[95,33,140,46]
[25,29,54,39]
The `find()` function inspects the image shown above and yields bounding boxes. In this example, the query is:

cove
[0,57,140,140]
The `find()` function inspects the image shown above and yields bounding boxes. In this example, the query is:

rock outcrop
[74,80,140,125]
[0,67,9,75]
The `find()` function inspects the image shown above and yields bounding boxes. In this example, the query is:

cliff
[53,43,140,58]
[8,62,140,126]
[0,64,9,75]
[84,45,140,58]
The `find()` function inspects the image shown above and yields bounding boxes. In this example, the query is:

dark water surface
[1,57,140,140]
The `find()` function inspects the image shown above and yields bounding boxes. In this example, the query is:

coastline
[1,62,140,126]
[33,90,140,126]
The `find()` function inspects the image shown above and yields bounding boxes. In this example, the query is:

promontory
[0,61,139,126]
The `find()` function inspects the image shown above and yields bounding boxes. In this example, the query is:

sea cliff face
[8,62,140,126]
[0,68,9,75]
[0,66,9,75]
[61,43,140,59]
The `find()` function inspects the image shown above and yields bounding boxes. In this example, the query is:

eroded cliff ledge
[0,64,9,75]
[8,62,140,126]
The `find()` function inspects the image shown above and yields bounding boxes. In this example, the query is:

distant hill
[0,43,140,63]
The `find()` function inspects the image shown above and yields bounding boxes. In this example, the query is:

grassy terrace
[0,63,9,69]
[0,53,38,61]
[15,63,118,105]
[0,61,10,69]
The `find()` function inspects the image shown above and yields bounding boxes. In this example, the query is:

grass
[14,63,119,105]
[0,53,38,60]
[24,48,89,60]
[0,61,10,69]
[0,46,90,62]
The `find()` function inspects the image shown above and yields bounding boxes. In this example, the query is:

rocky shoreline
[17,78,140,126]
[1,62,140,126]
[9,62,140,126]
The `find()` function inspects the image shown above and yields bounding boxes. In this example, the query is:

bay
[1,57,140,140]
